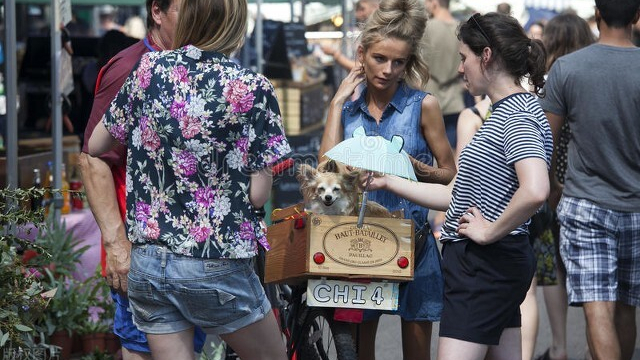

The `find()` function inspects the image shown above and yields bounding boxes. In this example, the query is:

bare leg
[486,327,522,360]
[220,311,287,360]
[544,222,568,360]
[146,328,196,360]
[401,320,432,360]
[121,348,152,360]
[614,302,636,360]
[437,336,487,360]
[583,301,619,360]
[357,318,379,360]
[541,282,568,359]
[520,277,538,360]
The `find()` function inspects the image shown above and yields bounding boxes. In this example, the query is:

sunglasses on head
[468,13,491,46]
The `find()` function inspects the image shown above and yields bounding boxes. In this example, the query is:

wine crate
[265,203,415,284]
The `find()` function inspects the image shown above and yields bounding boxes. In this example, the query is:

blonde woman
[319,0,456,358]
[88,0,290,359]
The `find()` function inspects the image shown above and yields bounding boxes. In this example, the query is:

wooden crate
[265,204,415,284]
[271,78,326,136]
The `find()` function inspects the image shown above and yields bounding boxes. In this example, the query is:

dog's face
[297,160,359,216]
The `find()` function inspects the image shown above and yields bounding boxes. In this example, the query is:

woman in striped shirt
[364,12,553,360]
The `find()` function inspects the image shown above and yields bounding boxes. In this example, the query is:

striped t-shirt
[440,92,553,243]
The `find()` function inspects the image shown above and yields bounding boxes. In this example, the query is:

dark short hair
[146,0,173,30]
[595,0,640,28]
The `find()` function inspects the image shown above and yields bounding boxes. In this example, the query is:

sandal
[534,349,551,360]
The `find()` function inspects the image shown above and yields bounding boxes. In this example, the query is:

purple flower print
[141,126,161,151]
[170,99,187,119]
[179,116,201,139]
[175,150,198,177]
[194,187,215,208]
[108,122,127,144]
[135,202,151,221]
[223,80,255,113]
[191,225,211,243]
[267,135,285,148]
[235,138,249,153]
[239,221,255,240]
[171,65,189,84]
[137,69,152,89]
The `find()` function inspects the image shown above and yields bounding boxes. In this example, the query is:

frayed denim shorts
[127,244,271,335]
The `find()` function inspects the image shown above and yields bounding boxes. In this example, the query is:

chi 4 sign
[306,279,399,310]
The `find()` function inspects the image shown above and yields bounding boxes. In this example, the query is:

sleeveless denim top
[342,82,432,230]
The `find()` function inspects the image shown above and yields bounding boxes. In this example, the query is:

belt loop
[160,246,167,268]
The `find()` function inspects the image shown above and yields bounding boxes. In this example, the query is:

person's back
[540,1,640,359]
[422,0,464,148]
[543,43,640,210]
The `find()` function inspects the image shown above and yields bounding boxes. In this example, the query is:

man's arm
[79,153,130,293]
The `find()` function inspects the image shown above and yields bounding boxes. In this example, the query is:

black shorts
[439,235,535,345]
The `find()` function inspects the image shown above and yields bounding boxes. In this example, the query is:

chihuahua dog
[296,159,394,217]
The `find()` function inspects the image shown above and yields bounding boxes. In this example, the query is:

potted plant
[41,272,86,359]
[76,272,113,355]
[0,187,50,352]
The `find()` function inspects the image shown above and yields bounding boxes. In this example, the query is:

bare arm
[88,121,119,157]
[365,173,451,211]
[321,44,356,72]
[249,168,274,208]
[545,111,565,210]
[411,95,456,184]
[78,153,130,293]
[318,65,365,159]
[455,98,490,162]
[457,157,549,245]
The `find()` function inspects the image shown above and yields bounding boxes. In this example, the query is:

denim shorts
[558,196,640,307]
[127,244,271,335]
[364,230,444,322]
[111,291,206,353]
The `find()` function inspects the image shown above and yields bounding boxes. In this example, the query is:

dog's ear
[318,159,340,173]
[296,164,317,184]
[342,169,361,192]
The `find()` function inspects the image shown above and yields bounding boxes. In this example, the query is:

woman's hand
[332,64,365,105]
[359,171,388,191]
[457,207,495,245]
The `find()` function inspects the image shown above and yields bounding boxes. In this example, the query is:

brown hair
[359,0,430,90]
[458,12,547,97]
[544,13,595,71]
[172,0,247,55]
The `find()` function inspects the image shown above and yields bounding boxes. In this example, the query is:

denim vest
[342,82,432,229]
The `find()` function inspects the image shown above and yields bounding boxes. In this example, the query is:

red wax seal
[313,252,325,264]
[397,256,409,269]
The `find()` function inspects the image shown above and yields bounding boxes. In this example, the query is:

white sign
[60,0,72,25]
[306,279,399,311]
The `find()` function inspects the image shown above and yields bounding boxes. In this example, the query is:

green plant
[40,271,87,337]
[29,213,90,279]
[76,270,113,336]
[80,348,114,360]
[0,188,50,349]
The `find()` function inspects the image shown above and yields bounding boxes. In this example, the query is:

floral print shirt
[102,45,291,259]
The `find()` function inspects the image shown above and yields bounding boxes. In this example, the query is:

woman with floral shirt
[88,0,290,359]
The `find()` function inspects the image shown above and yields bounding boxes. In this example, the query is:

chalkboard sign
[271,128,323,209]
[239,20,311,80]
[282,22,311,59]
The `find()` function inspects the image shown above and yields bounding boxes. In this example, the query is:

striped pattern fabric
[440,92,553,243]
